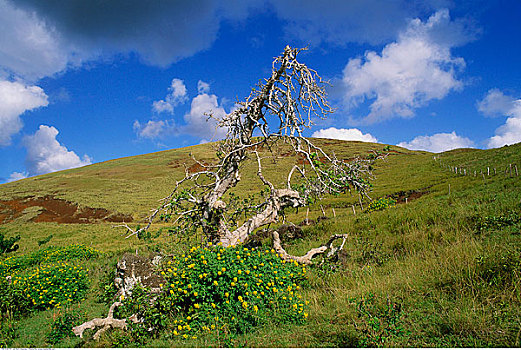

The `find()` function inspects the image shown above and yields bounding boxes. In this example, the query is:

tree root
[72,302,139,341]
[272,231,347,265]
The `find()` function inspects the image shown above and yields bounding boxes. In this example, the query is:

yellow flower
[194,303,200,309]
[193,292,198,297]
[253,305,258,313]
[213,280,218,286]
[231,282,236,287]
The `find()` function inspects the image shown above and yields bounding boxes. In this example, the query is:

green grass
[0,139,520,347]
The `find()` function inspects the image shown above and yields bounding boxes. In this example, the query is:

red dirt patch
[0,195,133,224]
[187,162,209,173]
[390,187,431,204]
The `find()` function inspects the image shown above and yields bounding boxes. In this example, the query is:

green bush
[0,244,99,277]
[0,278,32,316]
[47,308,85,345]
[0,317,17,347]
[365,197,397,213]
[0,231,20,255]
[0,244,97,315]
[118,244,309,341]
[352,293,408,347]
[476,211,521,233]
[11,262,89,310]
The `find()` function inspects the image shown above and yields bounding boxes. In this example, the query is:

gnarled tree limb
[273,231,348,265]
[73,302,139,341]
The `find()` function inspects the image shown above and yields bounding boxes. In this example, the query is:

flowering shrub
[0,244,99,277]
[0,244,97,315]
[117,244,309,342]
[11,262,89,310]
[365,197,397,213]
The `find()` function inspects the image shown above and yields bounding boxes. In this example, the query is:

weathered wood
[73,302,139,341]
[272,231,347,265]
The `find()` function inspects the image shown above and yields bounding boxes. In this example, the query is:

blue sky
[1,0,521,183]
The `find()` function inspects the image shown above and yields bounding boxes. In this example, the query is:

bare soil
[0,195,133,224]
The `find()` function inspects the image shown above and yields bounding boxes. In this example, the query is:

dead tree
[123,46,377,263]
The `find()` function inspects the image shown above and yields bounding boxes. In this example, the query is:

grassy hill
[0,138,520,347]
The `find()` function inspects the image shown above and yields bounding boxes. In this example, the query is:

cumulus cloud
[23,125,91,175]
[7,171,28,182]
[475,89,521,148]
[152,78,188,114]
[342,9,471,124]
[133,119,177,139]
[182,89,227,140]
[3,0,463,82]
[0,80,48,146]
[477,88,516,117]
[312,127,377,143]
[136,80,227,141]
[397,131,474,153]
[486,100,521,149]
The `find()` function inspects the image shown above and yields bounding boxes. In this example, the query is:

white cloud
[342,9,469,124]
[477,88,516,117]
[487,100,521,149]
[0,80,48,146]
[0,0,88,81]
[397,131,474,153]
[476,89,521,148]
[133,119,176,139]
[312,127,377,143]
[152,78,188,114]
[137,81,227,141]
[182,92,227,140]
[7,1,262,73]
[7,171,28,182]
[23,125,91,175]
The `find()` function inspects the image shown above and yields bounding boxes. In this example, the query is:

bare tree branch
[125,46,381,260]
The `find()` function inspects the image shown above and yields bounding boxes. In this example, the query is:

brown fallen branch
[72,302,139,341]
[272,231,347,265]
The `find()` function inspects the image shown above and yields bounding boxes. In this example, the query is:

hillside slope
[1,139,520,347]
